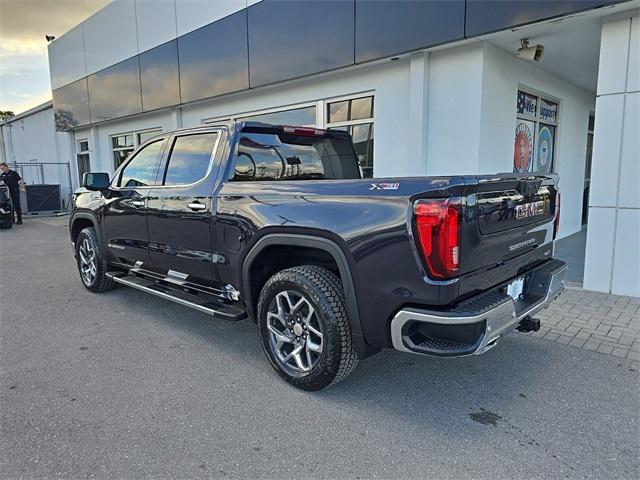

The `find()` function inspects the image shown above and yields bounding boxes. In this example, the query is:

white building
[2,0,638,297]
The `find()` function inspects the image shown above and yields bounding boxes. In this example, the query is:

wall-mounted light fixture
[517,38,544,62]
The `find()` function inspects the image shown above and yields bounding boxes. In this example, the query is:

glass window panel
[77,154,90,181]
[355,0,464,63]
[78,141,89,152]
[328,100,349,123]
[351,123,374,178]
[231,131,360,182]
[350,96,373,120]
[237,106,316,126]
[52,78,91,131]
[534,123,555,173]
[118,140,163,187]
[88,56,142,122]
[539,98,558,123]
[163,133,219,186]
[113,150,132,169]
[178,11,249,103]
[112,135,134,149]
[138,130,161,145]
[517,90,538,117]
[248,0,354,87]
[140,40,180,112]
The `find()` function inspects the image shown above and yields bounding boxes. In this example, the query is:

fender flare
[69,211,107,264]
[242,233,378,359]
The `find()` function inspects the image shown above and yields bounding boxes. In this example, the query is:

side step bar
[106,272,247,321]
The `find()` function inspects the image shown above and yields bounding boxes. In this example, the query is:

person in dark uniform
[0,162,24,224]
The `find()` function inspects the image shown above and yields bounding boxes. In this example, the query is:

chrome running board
[106,272,246,321]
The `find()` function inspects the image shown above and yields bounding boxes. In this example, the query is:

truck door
[102,138,166,267]
[145,130,224,285]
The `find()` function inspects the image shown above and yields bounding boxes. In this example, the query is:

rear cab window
[230,126,361,182]
[160,132,220,186]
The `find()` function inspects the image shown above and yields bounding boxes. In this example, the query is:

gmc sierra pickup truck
[70,122,566,390]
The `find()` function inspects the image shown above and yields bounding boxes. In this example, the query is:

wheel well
[71,218,95,243]
[248,245,340,319]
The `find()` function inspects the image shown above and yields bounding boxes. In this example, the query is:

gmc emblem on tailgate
[515,200,545,220]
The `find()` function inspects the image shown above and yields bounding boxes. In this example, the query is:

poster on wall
[539,99,558,123]
[517,91,538,117]
[535,123,555,173]
[514,119,535,173]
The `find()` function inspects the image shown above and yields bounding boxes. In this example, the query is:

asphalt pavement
[1,216,638,479]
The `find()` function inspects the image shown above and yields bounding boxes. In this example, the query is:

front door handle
[131,199,145,207]
[187,202,207,211]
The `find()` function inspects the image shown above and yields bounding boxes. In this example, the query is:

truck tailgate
[458,174,559,281]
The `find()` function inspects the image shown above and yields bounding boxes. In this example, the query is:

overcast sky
[0,0,110,114]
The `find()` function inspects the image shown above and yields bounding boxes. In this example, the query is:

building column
[170,107,183,130]
[584,15,639,297]
[408,52,430,174]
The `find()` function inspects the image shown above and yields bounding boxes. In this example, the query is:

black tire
[75,227,115,293]
[257,265,358,391]
[0,218,12,229]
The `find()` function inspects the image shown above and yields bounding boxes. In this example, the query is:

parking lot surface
[1,217,638,479]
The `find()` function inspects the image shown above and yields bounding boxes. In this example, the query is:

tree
[0,110,14,120]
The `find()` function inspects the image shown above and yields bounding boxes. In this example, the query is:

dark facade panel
[52,78,91,131]
[88,56,142,123]
[140,40,181,112]
[178,11,249,104]
[248,0,355,87]
[355,0,465,63]
[465,0,624,37]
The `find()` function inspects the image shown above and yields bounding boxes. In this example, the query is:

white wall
[478,43,595,239]
[426,44,485,176]
[0,107,76,209]
[424,42,594,239]
[584,15,640,297]
[181,58,412,177]
[74,109,174,177]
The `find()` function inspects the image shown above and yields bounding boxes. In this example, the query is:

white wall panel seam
[608,19,633,292]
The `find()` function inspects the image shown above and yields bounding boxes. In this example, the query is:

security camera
[45,35,56,42]
[517,39,544,62]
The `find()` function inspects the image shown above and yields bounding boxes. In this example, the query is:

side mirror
[83,172,110,191]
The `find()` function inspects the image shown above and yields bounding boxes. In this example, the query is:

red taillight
[414,199,460,279]
[553,191,561,239]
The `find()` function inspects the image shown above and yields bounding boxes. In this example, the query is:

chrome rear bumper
[390,259,567,357]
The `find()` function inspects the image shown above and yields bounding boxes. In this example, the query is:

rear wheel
[257,265,358,390]
[75,227,115,293]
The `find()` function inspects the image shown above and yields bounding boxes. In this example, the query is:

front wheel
[75,227,115,293]
[257,265,358,391]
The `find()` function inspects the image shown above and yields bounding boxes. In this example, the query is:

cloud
[0,0,109,114]
[0,39,47,58]
[1,90,52,113]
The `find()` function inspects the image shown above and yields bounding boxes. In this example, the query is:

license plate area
[506,277,525,301]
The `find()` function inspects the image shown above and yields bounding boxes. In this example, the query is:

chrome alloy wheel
[78,238,97,286]
[267,290,323,374]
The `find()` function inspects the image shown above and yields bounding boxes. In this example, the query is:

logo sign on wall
[514,120,535,173]
[535,124,555,173]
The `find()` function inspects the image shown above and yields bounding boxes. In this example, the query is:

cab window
[161,132,219,186]
[117,139,164,188]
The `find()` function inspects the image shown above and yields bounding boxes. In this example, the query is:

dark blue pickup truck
[70,122,566,390]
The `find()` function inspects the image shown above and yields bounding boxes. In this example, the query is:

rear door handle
[188,202,207,211]
[131,200,146,207]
